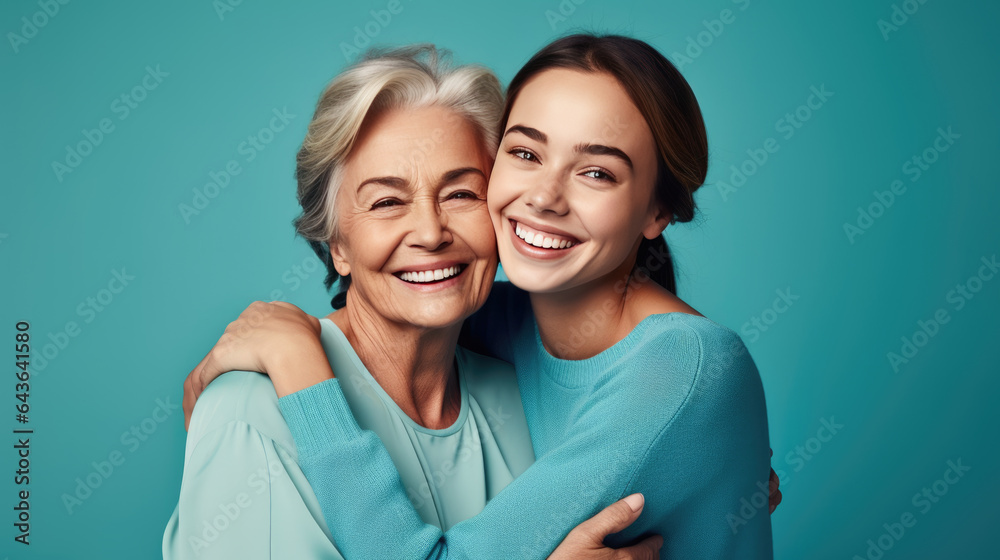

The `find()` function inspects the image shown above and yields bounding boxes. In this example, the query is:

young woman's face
[331,105,498,329]
[487,68,668,294]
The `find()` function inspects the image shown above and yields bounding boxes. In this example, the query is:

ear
[329,238,351,277]
[641,205,672,240]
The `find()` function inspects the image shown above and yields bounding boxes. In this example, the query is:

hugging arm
[277,325,775,559]
[278,379,657,559]
[180,299,777,558]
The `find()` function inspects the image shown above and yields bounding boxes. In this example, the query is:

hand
[769,449,782,514]
[182,301,330,430]
[548,494,663,560]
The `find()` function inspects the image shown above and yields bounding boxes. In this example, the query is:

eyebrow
[356,167,485,194]
[357,176,407,194]
[504,123,633,170]
[504,124,547,143]
[573,143,633,169]
[440,167,486,185]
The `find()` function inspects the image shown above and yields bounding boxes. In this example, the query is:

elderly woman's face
[330,106,497,329]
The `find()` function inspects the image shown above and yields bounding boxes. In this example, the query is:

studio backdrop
[2,0,997,558]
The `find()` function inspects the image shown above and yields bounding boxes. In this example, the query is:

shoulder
[627,313,763,414]
[636,313,756,372]
[188,371,296,454]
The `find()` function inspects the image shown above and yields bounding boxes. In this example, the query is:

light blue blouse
[162,317,535,558]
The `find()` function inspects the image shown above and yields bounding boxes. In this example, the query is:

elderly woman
[163,47,659,559]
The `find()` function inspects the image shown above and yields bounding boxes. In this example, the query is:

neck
[530,255,652,360]
[328,293,462,429]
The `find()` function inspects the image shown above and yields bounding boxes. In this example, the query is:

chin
[500,265,565,294]
[404,307,470,330]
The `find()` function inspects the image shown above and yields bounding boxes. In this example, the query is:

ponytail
[635,234,676,295]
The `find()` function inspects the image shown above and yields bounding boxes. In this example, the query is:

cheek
[583,195,639,248]
[346,221,403,273]
[486,163,520,214]
[456,210,498,258]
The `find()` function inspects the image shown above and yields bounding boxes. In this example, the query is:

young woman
[187,34,776,558]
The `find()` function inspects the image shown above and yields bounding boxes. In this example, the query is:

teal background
[2,0,997,558]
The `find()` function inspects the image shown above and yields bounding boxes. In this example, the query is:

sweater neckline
[320,317,471,437]
[529,311,688,388]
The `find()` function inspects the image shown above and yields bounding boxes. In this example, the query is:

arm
[183,301,330,429]
[277,322,773,559]
[163,422,281,559]
[181,302,767,557]
[605,325,774,557]
[165,372,339,559]
[278,380,661,559]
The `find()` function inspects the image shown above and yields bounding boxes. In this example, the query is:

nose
[406,198,452,251]
[524,172,569,216]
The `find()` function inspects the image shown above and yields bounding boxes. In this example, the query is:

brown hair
[500,34,708,294]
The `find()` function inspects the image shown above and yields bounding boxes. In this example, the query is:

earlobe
[641,208,672,240]
[329,242,351,277]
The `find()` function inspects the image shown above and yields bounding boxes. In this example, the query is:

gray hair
[293,45,504,306]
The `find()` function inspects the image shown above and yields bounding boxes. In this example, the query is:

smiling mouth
[395,264,467,284]
[511,220,579,249]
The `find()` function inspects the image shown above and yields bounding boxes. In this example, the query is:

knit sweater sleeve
[278,378,636,559]
[605,320,774,558]
[277,315,773,560]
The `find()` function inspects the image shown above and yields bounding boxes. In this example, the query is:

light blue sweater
[278,282,773,559]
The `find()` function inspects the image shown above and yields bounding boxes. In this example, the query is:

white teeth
[400,266,461,284]
[514,221,575,249]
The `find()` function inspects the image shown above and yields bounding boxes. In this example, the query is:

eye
[371,198,402,210]
[581,168,617,183]
[508,148,539,163]
[447,190,479,200]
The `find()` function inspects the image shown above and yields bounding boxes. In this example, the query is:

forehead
[508,68,654,151]
[345,106,489,178]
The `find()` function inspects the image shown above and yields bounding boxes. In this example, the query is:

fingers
[575,494,645,544]
[182,375,194,432]
[190,352,212,398]
[182,349,215,431]
[769,488,782,514]
[768,467,782,514]
[614,534,663,560]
